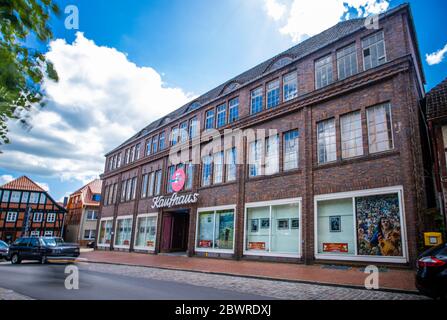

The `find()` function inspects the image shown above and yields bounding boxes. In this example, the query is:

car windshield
[41,238,64,247]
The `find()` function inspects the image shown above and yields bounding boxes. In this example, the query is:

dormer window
[266,56,293,73]
[221,82,240,95]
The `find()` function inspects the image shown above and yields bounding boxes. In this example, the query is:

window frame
[114,215,133,249]
[366,103,394,154]
[340,110,364,159]
[133,212,158,251]
[205,109,215,130]
[6,211,18,222]
[283,72,298,102]
[315,54,334,90]
[250,86,264,114]
[362,31,387,71]
[337,42,358,80]
[267,79,280,108]
[46,212,56,223]
[283,129,300,171]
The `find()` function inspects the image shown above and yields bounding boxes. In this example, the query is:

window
[30,230,40,237]
[29,192,39,204]
[130,146,135,163]
[315,55,333,89]
[267,79,280,108]
[159,131,166,150]
[1,190,10,202]
[189,117,198,138]
[125,149,130,164]
[367,103,393,153]
[316,189,405,261]
[152,135,158,153]
[112,183,118,204]
[154,170,162,196]
[44,231,53,237]
[180,121,188,142]
[265,135,279,175]
[317,119,337,164]
[249,140,263,177]
[185,163,194,190]
[341,111,363,159]
[205,110,215,130]
[22,192,29,203]
[283,130,299,171]
[337,43,358,80]
[213,151,224,184]
[84,230,96,240]
[171,126,179,145]
[148,172,155,197]
[283,72,298,101]
[6,211,17,222]
[108,157,113,171]
[98,219,113,245]
[47,213,56,223]
[245,200,301,256]
[135,143,141,161]
[92,194,101,202]
[39,194,46,204]
[120,179,127,202]
[268,56,293,72]
[251,87,263,114]
[228,98,239,123]
[86,210,98,221]
[10,191,21,203]
[202,155,213,187]
[33,212,43,222]
[226,148,237,182]
[216,104,227,128]
[135,214,157,249]
[196,208,235,251]
[114,217,133,247]
[362,31,386,70]
[141,174,149,198]
[167,165,176,193]
[131,177,137,200]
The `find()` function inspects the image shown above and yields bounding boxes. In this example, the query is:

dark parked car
[8,237,80,264]
[0,240,9,260]
[416,243,447,299]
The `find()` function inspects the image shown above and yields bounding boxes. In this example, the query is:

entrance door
[161,210,189,252]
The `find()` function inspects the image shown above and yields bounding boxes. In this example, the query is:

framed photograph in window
[329,216,341,232]
[291,218,299,229]
[250,219,259,232]
[277,219,289,230]
[260,218,270,229]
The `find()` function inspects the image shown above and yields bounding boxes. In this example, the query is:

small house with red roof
[65,179,102,246]
[0,176,67,243]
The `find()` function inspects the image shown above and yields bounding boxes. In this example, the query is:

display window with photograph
[196,206,235,252]
[134,213,158,250]
[98,218,113,246]
[315,186,407,263]
[114,216,133,248]
[245,198,301,257]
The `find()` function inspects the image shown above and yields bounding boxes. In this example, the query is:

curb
[80,259,421,296]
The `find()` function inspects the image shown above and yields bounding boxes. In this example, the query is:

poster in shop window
[356,193,402,256]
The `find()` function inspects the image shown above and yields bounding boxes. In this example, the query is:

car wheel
[10,254,21,264]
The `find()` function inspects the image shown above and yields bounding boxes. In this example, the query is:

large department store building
[97,4,429,266]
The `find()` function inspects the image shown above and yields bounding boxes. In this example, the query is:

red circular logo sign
[171,168,186,192]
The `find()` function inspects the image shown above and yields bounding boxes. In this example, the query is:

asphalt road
[0,261,271,300]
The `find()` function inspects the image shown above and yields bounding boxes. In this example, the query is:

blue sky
[1,0,446,201]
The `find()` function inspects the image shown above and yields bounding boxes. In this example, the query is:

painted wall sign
[323,243,349,253]
[152,192,199,209]
[248,242,266,250]
[171,168,186,192]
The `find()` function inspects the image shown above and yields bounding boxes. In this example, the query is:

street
[0,261,426,300]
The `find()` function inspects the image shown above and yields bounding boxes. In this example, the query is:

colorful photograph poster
[356,193,402,256]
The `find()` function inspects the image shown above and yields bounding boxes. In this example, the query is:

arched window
[188,102,201,112]
[221,82,241,95]
[265,56,293,73]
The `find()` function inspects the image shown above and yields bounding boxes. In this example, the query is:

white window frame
[30,230,40,237]
[86,210,98,221]
[314,186,408,264]
[10,191,21,203]
[195,204,237,254]
[44,231,53,237]
[6,211,17,222]
[83,229,95,240]
[133,213,159,251]
[33,212,43,223]
[362,31,387,71]
[114,215,133,249]
[366,103,394,154]
[243,197,302,258]
[97,217,113,247]
[46,213,56,223]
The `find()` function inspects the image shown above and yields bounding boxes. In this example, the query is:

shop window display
[135,215,157,249]
[115,218,132,247]
[98,220,113,245]
[197,209,235,251]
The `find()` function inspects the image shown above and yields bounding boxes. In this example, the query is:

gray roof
[107,3,411,156]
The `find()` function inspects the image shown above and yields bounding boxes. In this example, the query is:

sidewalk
[80,251,418,293]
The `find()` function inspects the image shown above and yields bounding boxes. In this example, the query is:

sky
[1,0,446,201]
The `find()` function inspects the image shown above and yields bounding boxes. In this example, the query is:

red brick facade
[97,5,428,267]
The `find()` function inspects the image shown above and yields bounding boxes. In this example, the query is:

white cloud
[264,0,287,21]
[0,32,194,184]
[0,175,14,186]
[266,0,390,43]
[426,43,447,66]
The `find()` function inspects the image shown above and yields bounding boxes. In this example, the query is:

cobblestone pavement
[79,262,427,300]
[0,287,33,300]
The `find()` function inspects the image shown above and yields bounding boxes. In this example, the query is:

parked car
[416,243,447,299]
[0,240,9,260]
[8,237,80,264]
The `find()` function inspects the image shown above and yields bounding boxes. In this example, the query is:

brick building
[97,4,429,266]
[426,77,447,234]
[65,179,102,246]
[0,176,66,243]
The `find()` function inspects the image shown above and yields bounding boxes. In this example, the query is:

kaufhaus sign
[151,192,199,209]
